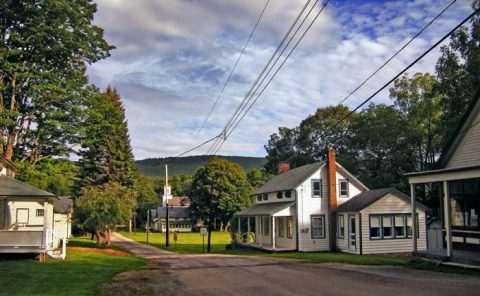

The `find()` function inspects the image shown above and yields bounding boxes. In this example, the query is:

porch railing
[0,230,44,247]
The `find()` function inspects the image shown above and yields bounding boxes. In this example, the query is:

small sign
[173,230,178,241]
[200,227,207,236]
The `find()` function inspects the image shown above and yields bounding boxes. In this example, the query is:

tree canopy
[189,157,252,232]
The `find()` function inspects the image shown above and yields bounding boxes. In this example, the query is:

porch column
[237,216,241,243]
[410,183,417,252]
[443,181,453,257]
[259,216,263,248]
[272,216,276,250]
[247,216,251,245]
[43,199,49,248]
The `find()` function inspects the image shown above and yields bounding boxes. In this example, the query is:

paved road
[104,232,480,296]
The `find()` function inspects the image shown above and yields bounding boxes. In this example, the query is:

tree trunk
[96,225,111,245]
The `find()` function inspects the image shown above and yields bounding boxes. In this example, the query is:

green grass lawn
[119,230,234,254]
[0,237,147,296]
[118,230,412,265]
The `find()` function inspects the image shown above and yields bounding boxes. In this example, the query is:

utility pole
[165,164,170,248]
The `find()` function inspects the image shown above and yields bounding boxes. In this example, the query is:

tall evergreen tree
[76,87,137,244]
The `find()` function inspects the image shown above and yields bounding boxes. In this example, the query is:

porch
[0,230,47,253]
[236,201,296,252]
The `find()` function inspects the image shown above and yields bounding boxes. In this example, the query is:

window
[370,214,418,240]
[337,215,345,238]
[287,216,293,238]
[16,209,29,225]
[278,217,285,237]
[339,179,349,198]
[449,179,479,227]
[395,215,406,238]
[263,216,269,236]
[382,216,393,238]
[262,194,268,201]
[277,191,283,199]
[370,216,381,239]
[285,190,292,198]
[312,179,322,198]
[36,209,45,217]
[257,195,262,202]
[311,215,325,238]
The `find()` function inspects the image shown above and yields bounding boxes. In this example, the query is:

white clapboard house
[236,149,428,254]
[0,156,70,258]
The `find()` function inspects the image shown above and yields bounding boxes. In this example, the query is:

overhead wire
[207,0,316,154]
[212,0,331,155]
[186,0,271,152]
[322,6,480,138]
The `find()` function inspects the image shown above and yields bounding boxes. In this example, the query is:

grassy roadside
[118,231,410,265]
[0,237,147,296]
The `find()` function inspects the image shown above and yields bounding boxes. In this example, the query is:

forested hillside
[136,155,267,177]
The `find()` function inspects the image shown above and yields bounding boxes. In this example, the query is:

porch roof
[0,176,57,200]
[236,201,295,216]
[405,165,480,184]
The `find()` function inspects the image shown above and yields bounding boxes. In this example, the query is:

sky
[87,0,473,160]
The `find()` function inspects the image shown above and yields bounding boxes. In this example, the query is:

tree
[75,87,137,243]
[246,168,272,189]
[75,182,136,245]
[435,0,480,146]
[390,73,442,171]
[348,103,412,190]
[134,173,159,228]
[0,0,113,162]
[189,157,252,251]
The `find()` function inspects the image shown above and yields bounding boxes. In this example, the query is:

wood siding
[360,194,427,254]
[447,110,480,168]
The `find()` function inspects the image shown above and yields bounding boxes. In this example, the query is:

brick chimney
[277,162,290,174]
[327,148,337,210]
[327,148,337,251]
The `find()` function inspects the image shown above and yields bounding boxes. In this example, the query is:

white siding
[447,111,480,168]
[336,213,361,254]
[9,201,48,231]
[274,216,296,249]
[360,194,427,254]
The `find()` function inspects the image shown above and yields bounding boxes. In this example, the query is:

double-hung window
[287,216,293,238]
[312,179,322,198]
[370,214,418,240]
[311,215,325,238]
[337,215,345,238]
[263,216,269,236]
[339,179,349,198]
[278,217,285,237]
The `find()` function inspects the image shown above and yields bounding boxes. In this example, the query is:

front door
[349,215,356,251]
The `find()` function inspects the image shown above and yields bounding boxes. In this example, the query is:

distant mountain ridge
[136,155,267,177]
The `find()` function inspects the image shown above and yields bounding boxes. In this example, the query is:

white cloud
[88,0,473,160]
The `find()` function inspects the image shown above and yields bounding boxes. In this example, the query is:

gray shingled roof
[0,176,57,199]
[236,201,295,216]
[156,207,190,218]
[254,162,325,195]
[336,188,430,213]
[54,196,73,213]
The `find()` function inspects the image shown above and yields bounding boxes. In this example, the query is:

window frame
[339,179,349,198]
[285,190,292,198]
[311,179,322,198]
[278,217,285,237]
[337,214,345,238]
[287,216,293,238]
[262,193,268,201]
[277,191,283,199]
[311,215,325,239]
[369,213,419,240]
[36,209,45,217]
[263,216,269,236]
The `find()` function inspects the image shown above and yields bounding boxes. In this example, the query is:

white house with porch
[236,149,368,251]
[406,89,480,260]
[0,156,68,258]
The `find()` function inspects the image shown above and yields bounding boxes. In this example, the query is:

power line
[212,0,331,155]
[176,133,224,157]
[336,0,458,106]
[323,6,480,137]
[207,0,316,154]
[185,0,271,152]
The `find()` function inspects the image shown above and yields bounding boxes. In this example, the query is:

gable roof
[254,162,325,195]
[0,155,19,173]
[237,201,295,216]
[438,86,480,168]
[0,176,57,199]
[336,188,429,213]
